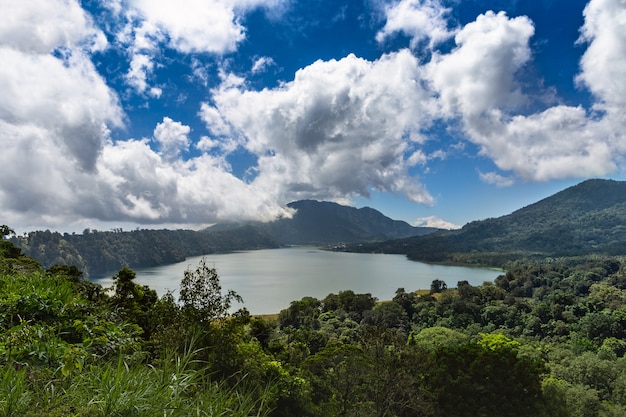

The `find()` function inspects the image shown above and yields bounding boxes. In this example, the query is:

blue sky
[1,0,625,233]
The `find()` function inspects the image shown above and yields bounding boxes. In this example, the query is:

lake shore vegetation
[3,233,626,416]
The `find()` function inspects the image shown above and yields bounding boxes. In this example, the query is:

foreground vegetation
[4,231,626,416]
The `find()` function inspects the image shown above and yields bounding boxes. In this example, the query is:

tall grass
[0,269,274,416]
[70,352,272,417]
[0,346,273,417]
[0,271,78,305]
[0,365,30,417]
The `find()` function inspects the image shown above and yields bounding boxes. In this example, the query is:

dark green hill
[346,179,626,265]
[13,225,279,277]
[209,200,437,245]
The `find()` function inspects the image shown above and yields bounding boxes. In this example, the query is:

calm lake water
[91,247,503,315]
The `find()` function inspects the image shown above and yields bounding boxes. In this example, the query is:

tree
[430,279,447,294]
[358,325,436,417]
[112,267,140,308]
[425,333,546,417]
[457,280,481,302]
[279,297,322,329]
[362,301,408,330]
[47,264,83,280]
[111,267,158,338]
[392,287,419,319]
[0,225,15,239]
[553,351,622,402]
[322,290,376,322]
[179,257,242,323]
[408,326,468,350]
[304,342,370,416]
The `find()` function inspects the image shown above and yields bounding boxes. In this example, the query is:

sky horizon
[1,0,625,235]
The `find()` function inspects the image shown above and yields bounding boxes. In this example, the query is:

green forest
[12,226,278,277]
[4,231,626,416]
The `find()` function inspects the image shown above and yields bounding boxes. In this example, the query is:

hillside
[208,199,437,245]
[13,225,279,277]
[12,200,435,276]
[345,179,626,265]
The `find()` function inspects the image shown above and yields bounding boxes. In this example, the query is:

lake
[91,247,503,315]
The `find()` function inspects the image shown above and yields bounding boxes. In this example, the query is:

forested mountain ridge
[346,179,626,265]
[15,179,625,275]
[208,199,438,245]
[12,200,435,276]
[13,225,279,277]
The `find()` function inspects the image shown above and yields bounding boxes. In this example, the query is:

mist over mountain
[346,179,626,265]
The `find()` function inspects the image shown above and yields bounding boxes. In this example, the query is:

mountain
[13,200,435,276]
[208,200,438,245]
[345,179,626,265]
[15,180,626,274]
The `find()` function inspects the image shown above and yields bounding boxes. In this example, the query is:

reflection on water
[91,247,502,315]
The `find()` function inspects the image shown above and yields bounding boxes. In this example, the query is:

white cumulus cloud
[95,138,293,224]
[376,0,456,49]
[0,0,122,176]
[153,117,191,160]
[251,56,276,73]
[576,0,626,116]
[126,53,156,95]
[209,50,438,205]
[0,0,122,230]
[479,171,515,188]
[425,7,625,182]
[114,0,288,94]
[414,216,460,230]
[128,0,244,54]
[3,0,626,232]
[427,11,534,119]
[0,0,107,53]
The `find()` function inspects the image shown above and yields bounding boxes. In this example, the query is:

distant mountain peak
[209,199,438,245]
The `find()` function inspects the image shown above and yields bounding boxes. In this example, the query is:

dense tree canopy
[3,234,626,416]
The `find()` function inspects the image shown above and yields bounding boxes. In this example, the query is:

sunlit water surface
[91,247,502,315]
